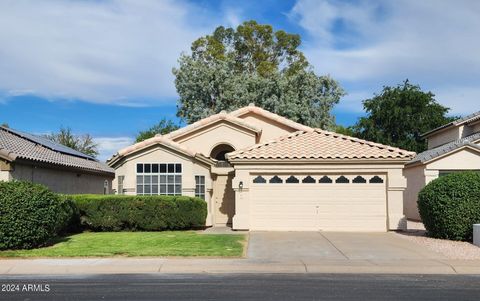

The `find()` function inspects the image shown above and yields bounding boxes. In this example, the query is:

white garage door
[250,174,387,231]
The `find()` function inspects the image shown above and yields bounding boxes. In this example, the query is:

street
[1,273,479,301]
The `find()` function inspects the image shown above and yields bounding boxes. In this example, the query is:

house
[404,111,480,220]
[0,126,114,194]
[108,104,415,231]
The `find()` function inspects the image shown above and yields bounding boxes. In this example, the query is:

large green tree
[44,127,98,157]
[353,80,456,153]
[173,20,345,129]
[135,118,180,143]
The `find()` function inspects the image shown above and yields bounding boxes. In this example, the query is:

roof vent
[248,103,255,107]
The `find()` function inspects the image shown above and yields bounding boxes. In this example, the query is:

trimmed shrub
[67,194,207,231]
[418,171,480,241]
[0,181,74,250]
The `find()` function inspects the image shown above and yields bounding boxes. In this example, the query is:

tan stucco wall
[427,147,480,170]
[427,126,462,149]
[10,163,112,194]
[111,145,214,226]
[404,147,480,220]
[173,123,256,156]
[231,162,407,232]
[403,165,427,221]
[0,169,10,181]
[238,113,297,142]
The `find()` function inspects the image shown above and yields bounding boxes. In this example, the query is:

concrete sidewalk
[1,257,480,275]
[1,231,480,275]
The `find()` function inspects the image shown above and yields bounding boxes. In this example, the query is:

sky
[1,0,479,161]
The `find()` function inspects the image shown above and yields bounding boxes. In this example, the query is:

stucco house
[404,111,480,220]
[108,104,415,231]
[0,126,114,194]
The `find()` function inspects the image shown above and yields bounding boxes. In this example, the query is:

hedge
[0,181,74,250]
[67,194,207,231]
[418,171,480,241]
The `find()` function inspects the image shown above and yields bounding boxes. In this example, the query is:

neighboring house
[0,126,114,194]
[108,104,414,231]
[404,111,480,220]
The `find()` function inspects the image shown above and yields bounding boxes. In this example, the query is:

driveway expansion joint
[299,259,308,273]
[318,232,350,260]
[434,259,459,274]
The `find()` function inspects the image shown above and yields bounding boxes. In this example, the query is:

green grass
[0,231,246,258]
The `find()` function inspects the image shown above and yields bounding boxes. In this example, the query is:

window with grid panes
[136,163,182,195]
[195,175,206,199]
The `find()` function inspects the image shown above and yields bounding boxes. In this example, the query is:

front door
[213,173,235,225]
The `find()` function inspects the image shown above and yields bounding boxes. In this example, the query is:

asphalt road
[1,273,479,301]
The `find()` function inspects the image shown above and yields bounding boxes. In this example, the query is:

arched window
[302,176,316,183]
[286,176,299,183]
[369,176,384,183]
[210,144,235,161]
[253,176,267,184]
[335,176,350,183]
[352,176,367,183]
[269,176,283,184]
[319,176,333,183]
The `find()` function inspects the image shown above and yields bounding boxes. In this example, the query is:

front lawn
[0,231,245,258]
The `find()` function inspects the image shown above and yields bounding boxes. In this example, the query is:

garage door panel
[250,174,387,231]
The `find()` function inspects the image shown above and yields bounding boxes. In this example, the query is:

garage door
[250,174,387,231]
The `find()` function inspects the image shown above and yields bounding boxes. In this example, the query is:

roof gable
[408,132,480,165]
[163,111,261,141]
[227,129,415,161]
[229,104,312,132]
[108,135,213,167]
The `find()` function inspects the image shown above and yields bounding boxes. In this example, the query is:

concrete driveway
[247,232,446,262]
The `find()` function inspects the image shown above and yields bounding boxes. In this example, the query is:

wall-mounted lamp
[239,181,244,190]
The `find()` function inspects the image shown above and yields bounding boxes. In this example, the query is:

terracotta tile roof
[408,132,480,165]
[0,126,114,175]
[163,111,261,140]
[117,135,195,157]
[229,104,313,132]
[108,135,199,166]
[227,129,415,161]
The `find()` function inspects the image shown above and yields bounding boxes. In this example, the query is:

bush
[418,171,480,241]
[0,181,74,250]
[68,194,207,231]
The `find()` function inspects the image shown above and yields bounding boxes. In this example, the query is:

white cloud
[94,136,134,162]
[223,8,242,28]
[291,0,480,115]
[335,90,372,113]
[0,0,214,105]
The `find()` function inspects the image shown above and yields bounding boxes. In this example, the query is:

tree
[352,80,456,153]
[135,118,180,143]
[333,125,355,136]
[173,20,345,129]
[44,127,98,157]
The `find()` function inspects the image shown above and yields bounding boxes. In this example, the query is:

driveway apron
[247,231,446,263]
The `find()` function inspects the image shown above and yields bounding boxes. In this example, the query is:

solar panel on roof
[1,126,97,161]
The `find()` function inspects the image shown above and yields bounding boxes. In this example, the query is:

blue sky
[1,0,479,161]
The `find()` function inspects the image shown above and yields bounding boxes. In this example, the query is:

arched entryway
[210,143,235,161]
[210,143,236,226]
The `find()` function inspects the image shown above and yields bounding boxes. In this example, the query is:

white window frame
[136,163,182,196]
[195,175,206,200]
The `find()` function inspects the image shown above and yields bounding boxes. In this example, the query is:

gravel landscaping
[395,221,480,260]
